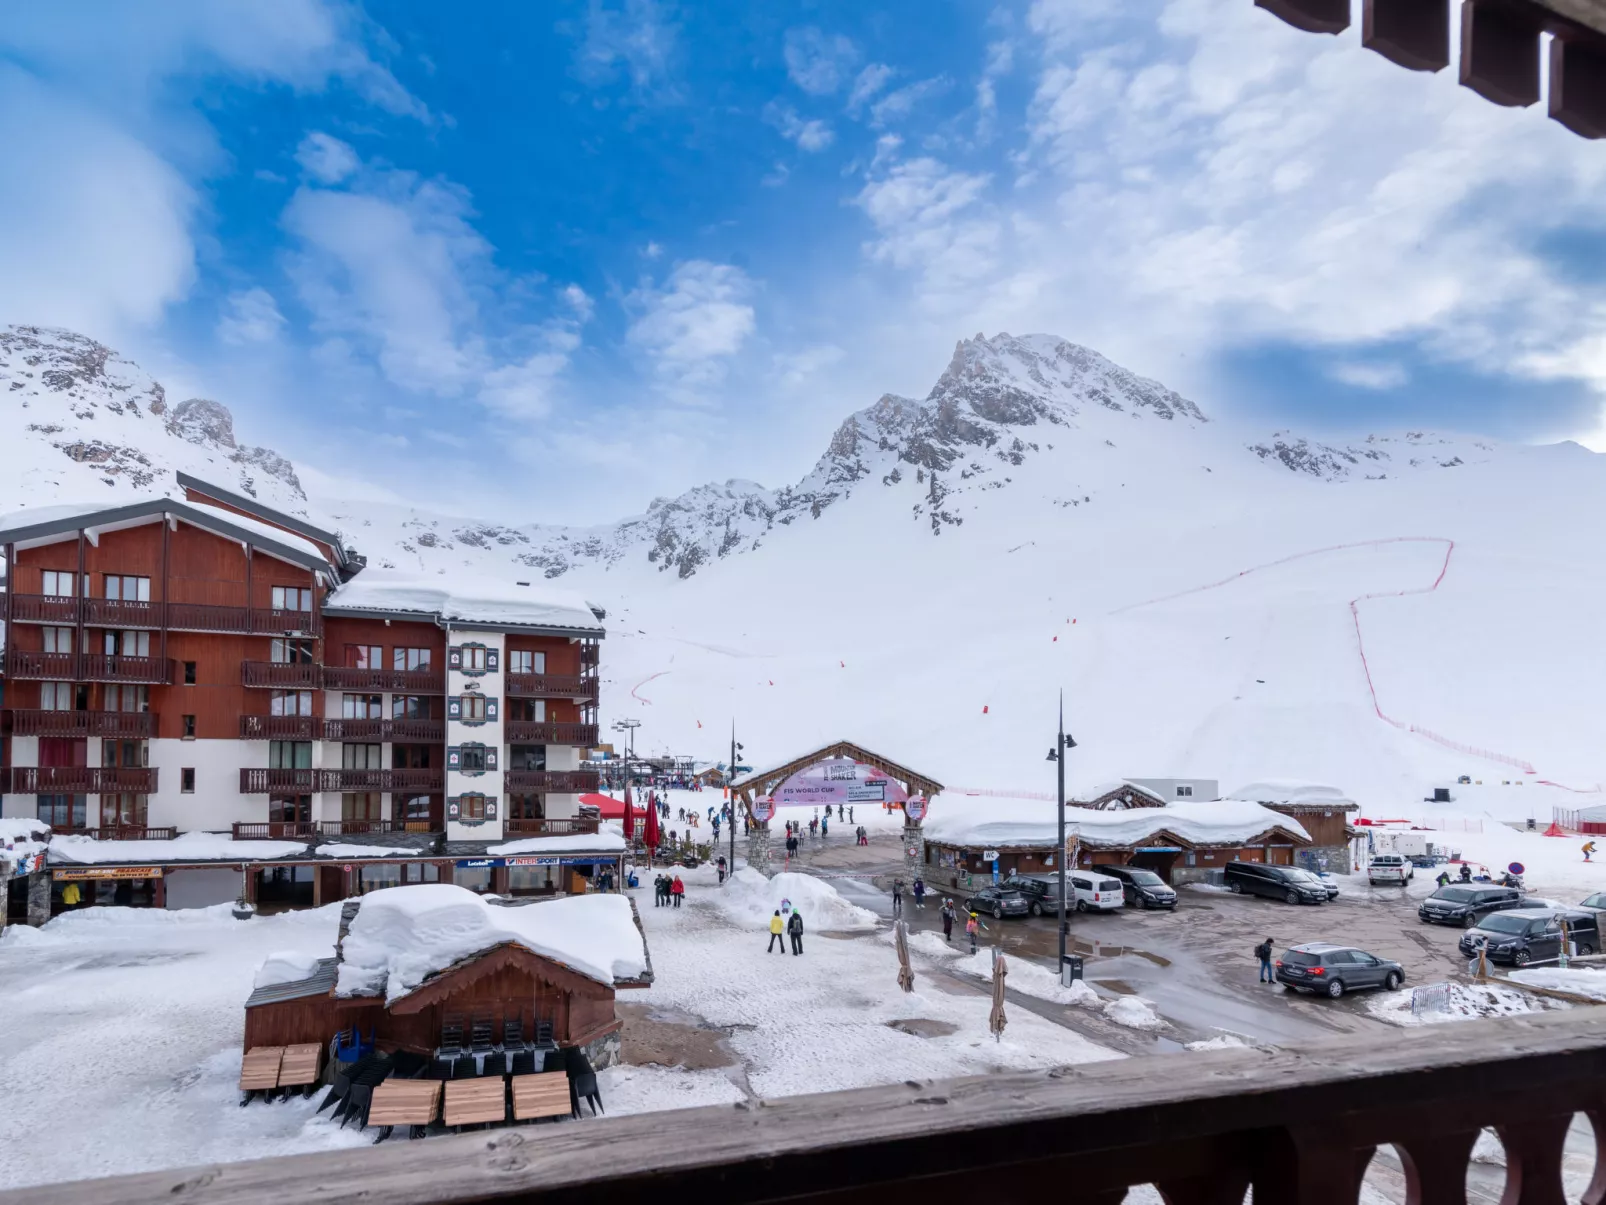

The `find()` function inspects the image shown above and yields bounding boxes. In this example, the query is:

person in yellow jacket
[767,909,785,953]
[62,882,82,908]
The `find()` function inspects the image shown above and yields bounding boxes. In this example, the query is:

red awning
[583,792,645,820]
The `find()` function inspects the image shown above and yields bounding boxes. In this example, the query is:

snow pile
[0,819,50,843]
[314,844,415,859]
[904,931,1110,1010]
[1186,1034,1251,1051]
[336,884,648,1002]
[1103,995,1165,1030]
[715,869,877,932]
[923,798,1308,850]
[1509,966,1606,1000]
[325,568,602,633]
[486,832,627,855]
[1222,782,1354,807]
[49,833,305,864]
[254,951,326,990]
[1365,982,1552,1027]
[1064,979,1102,1010]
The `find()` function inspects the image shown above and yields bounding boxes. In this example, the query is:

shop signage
[456,858,498,869]
[455,856,619,870]
[1135,846,1183,853]
[749,796,775,822]
[905,796,928,822]
[53,866,164,881]
[772,759,909,808]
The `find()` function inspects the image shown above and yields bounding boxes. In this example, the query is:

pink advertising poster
[772,758,910,808]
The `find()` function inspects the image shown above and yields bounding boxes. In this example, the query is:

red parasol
[638,783,660,853]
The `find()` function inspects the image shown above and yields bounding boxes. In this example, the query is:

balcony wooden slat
[239,768,319,794]
[4,767,158,793]
[239,715,320,741]
[241,662,321,689]
[165,602,252,634]
[13,1009,1606,1205]
[504,721,599,746]
[5,650,78,679]
[6,593,80,624]
[78,655,174,685]
[5,710,155,738]
[321,718,445,742]
[322,666,444,694]
[504,770,600,793]
[503,818,601,835]
[504,673,599,701]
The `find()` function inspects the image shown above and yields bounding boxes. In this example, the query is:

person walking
[768,910,785,953]
[820,813,828,838]
[966,911,981,954]
[891,878,904,916]
[787,909,805,956]
[941,898,957,942]
[1255,937,1275,984]
[837,804,844,821]
[848,806,854,824]
[671,875,685,908]
[652,874,664,907]
[716,854,728,884]
[912,877,926,909]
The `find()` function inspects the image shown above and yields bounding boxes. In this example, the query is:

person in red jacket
[670,875,685,908]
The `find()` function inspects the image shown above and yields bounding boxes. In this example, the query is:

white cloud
[296,131,360,184]
[577,0,679,96]
[1327,361,1409,390]
[784,27,857,96]
[848,63,895,110]
[627,261,756,391]
[563,284,595,321]
[856,158,999,297]
[766,103,835,153]
[774,344,845,386]
[217,287,287,344]
[870,76,950,127]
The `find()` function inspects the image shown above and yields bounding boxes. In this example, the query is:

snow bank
[486,832,627,855]
[0,818,49,842]
[1508,966,1606,1000]
[1185,1034,1251,1051]
[923,798,1308,849]
[715,869,877,932]
[254,951,325,989]
[1365,982,1551,1027]
[1223,781,1354,807]
[325,568,602,633]
[49,833,305,863]
[314,843,415,858]
[336,884,648,1002]
[905,930,1109,1010]
[1103,995,1165,1030]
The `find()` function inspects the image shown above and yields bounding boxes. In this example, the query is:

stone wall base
[580,1027,622,1071]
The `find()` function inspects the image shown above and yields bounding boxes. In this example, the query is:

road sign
[983,850,999,862]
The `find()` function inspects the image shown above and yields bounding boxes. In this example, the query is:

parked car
[1417,884,1524,928]
[1001,874,1065,917]
[963,886,1031,920]
[1578,892,1606,913]
[1274,943,1405,998]
[1224,861,1329,905]
[1368,854,1415,886]
[1457,908,1599,966]
[1068,872,1126,913]
[1091,864,1178,910]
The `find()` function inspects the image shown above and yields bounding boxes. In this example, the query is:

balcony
[322,717,445,742]
[3,766,158,793]
[581,643,600,667]
[4,650,78,679]
[81,598,162,629]
[78,655,174,685]
[241,661,320,689]
[239,767,320,794]
[49,825,177,841]
[239,714,320,740]
[318,767,445,793]
[504,769,600,793]
[3,596,322,635]
[231,819,436,839]
[6,593,79,624]
[505,721,599,746]
[321,666,445,694]
[5,709,156,738]
[503,817,601,836]
[504,672,599,701]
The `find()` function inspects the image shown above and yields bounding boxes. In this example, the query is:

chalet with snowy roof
[921,799,1312,887]
[243,885,651,1071]
[0,476,607,919]
[1218,783,1358,867]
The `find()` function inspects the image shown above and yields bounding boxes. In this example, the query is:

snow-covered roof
[1222,781,1357,810]
[924,798,1311,849]
[180,499,334,567]
[335,884,649,1002]
[0,818,50,843]
[485,832,627,856]
[325,568,604,635]
[48,833,306,864]
[315,843,418,859]
[1073,780,1167,805]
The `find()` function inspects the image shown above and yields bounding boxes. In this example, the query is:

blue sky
[2,1,1605,524]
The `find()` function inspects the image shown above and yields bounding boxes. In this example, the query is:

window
[39,682,73,711]
[342,792,383,821]
[343,744,383,770]
[43,626,73,654]
[270,639,314,665]
[392,695,428,719]
[182,714,196,739]
[457,793,487,820]
[1176,785,1194,798]
[269,795,310,823]
[508,698,546,722]
[37,794,86,829]
[269,740,313,770]
[104,630,151,657]
[180,768,195,793]
[463,644,488,672]
[455,744,492,773]
[101,740,148,768]
[104,575,151,602]
[101,794,147,827]
[398,794,434,824]
[344,644,383,669]
[271,586,313,611]
[508,745,546,772]
[393,744,434,769]
[459,694,487,722]
[183,661,197,684]
[507,649,544,674]
[393,647,432,671]
[342,693,383,720]
[40,570,77,597]
[105,685,149,713]
[401,862,440,884]
[270,690,313,717]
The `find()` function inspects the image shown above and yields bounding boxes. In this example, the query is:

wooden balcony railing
[27,1009,1606,1205]
[78,654,174,685]
[238,767,445,793]
[3,766,158,793]
[321,717,445,742]
[239,714,320,740]
[504,769,600,793]
[241,661,320,689]
[5,593,79,624]
[81,598,162,629]
[4,595,322,635]
[504,721,599,746]
[239,767,319,794]
[581,642,600,666]
[503,817,602,835]
[5,709,155,738]
[231,819,433,839]
[321,666,444,694]
[49,825,177,841]
[504,672,599,701]
[230,821,318,840]
[4,650,78,679]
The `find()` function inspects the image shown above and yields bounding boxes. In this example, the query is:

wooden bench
[511,1072,571,1122]
[277,1043,323,1092]
[443,1078,507,1128]
[368,1080,443,1141]
[238,1046,285,1094]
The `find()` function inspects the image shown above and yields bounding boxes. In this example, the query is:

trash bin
[1060,954,1084,986]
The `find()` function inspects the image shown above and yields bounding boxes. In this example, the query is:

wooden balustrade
[51,825,177,841]
[5,710,155,738]
[504,721,599,745]
[5,593,79,624]
[77,655,174,685]
[504,769,600,793]
[321,717,445,742]
[81,598,161,629]
[321,666,444,693]
[241,661,321,689]
[239,767,444,793]
[231,819,425,839]
[504,672,599,701]
[4,766,158,793]
[16,1009,1606,1205]
[5,595,321,635]
[239,767,319,794]
[4,650,78,679]
[239,714,320,740]
[502,817,601,835]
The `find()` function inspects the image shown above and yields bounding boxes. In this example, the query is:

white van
[1368,854,1415,886]
[1069,873,1125,913]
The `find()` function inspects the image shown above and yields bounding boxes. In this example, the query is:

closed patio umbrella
[638,785,659,865]
[895,920,915,993]
[989,949,1007,1042]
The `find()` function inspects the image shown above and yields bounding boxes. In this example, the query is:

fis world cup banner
[772,759,910,808]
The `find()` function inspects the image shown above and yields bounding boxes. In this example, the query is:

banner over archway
[773,759,911,808]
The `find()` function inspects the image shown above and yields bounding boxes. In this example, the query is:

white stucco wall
[148,737,267,832]
[447,629,505,842]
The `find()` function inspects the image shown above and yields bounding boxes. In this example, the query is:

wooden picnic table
[443,1078,507,1127]
[511,1072,571,1122]
[239,1046,285,1091]
[277,1043,323,1088]
[368,1080,442,1128]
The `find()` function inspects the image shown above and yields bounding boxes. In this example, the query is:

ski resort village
[6,1,1606,1202]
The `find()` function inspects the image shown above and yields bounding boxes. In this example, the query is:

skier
[940,898,957,942]
[966,911,981,954]
[912,877,926,909]
[767,910,785,953]
[787,908,805,956]
[820,813,828,838]
[1585,841,1598,863]
[671,875,685,908]
[891,878,905,916]
[1255,937,1275,984]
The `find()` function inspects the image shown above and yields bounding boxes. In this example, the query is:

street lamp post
[1046,691,1077,979]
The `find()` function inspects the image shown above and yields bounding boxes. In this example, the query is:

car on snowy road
[1092,864,1178,910]
[1367,854,1415,886]
[1578,892,1606,914]
[1457,908,1599,966]
[1224,862,1329,905]
[1417,883,1524,927]
[1274,943,1404,998]
[963,887,1031,920]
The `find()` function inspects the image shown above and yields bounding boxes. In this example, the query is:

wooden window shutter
[487,647,500,672]
[447,795,461,820]
[486,746,499,771]
[486,698,499,722]
[446,746,461,770]
[486,796,498,820]
[447,697,462,720]
[447,646,463,671]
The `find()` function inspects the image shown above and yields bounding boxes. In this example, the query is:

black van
[1457,908,1599,966]
[1418,883,1524,927]
[1223,861,1328,905]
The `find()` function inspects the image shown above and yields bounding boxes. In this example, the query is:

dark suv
[1458,908,1599,966]
[1223,862,1328,905]
[1001,874,1064,917]
[963,886,1030,920]
[1275,943,1404,998]
[1418,884,1524,928]
[1091,864,1177,910]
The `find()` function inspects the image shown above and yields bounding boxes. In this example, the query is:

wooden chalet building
[0,476,609,914]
